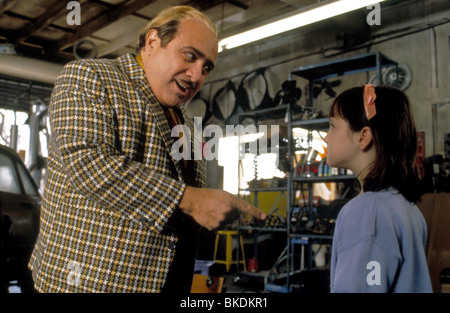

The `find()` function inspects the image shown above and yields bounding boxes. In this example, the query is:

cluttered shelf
[292,174,355,183]
[237,104,289,120]
[239,226,288,232]
[289,52,398,82]
[290,117,330,131]
[240,187,288,192]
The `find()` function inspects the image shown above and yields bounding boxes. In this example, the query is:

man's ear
[358,126,373,151]
[144,29,160,54]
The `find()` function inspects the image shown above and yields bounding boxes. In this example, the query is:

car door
[0,150,41,263]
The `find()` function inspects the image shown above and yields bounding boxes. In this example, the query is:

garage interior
[0,0,449,294]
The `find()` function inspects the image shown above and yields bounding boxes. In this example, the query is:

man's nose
[186,62,204,83]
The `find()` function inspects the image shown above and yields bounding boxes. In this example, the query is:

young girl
[325,85,432,293]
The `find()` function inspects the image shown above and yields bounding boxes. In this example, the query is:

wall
[191,0,450,188]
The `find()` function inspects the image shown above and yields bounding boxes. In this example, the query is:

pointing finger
[234,198,266,220]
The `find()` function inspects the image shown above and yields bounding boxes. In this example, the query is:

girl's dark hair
[330,86,423,203]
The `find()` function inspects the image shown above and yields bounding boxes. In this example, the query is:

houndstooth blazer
[28,53,206,293]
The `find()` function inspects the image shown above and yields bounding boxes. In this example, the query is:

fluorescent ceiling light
[218,0,385,52]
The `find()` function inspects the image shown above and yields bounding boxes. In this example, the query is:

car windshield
[0,152,22,194]
[0,150,39,196]
[17,161,39,196]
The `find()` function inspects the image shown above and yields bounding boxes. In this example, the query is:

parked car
[0,144,41,293]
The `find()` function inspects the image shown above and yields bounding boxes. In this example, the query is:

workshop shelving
[233,52,399,293]
[234,104,290,286]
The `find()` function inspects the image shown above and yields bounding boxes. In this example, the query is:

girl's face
[324,115,360,171]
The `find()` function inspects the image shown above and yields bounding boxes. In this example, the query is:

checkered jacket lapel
[129,61,185,180]
[28,53,205,293]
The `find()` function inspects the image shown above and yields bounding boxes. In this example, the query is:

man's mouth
[175,80,192,94]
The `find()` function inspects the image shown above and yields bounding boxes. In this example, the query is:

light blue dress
[330,188,432,293]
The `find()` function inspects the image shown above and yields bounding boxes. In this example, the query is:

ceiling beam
[49,0,157,55]
[182,0,249,11]
[183,0,224,11]
[14,0,88,43]
[97,23,145,57]
[225,0,248,10]
[278,0,317,9]
[0,0,17,14]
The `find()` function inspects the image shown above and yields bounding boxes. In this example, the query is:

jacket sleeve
[49,60,186,232]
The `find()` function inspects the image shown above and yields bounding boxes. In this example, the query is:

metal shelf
[289,52,398,107]
[237,104,289,121]
[235,52,399,293]
[292,175,355,183]
[239,226,287,232]
[291,117,330,131]
[240,187,288,192]
[290,52,398,82]
[290,233,334,240]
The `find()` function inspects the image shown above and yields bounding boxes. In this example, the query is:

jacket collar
[118,53,197,180]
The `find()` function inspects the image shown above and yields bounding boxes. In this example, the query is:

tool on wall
[236,67,273,111]
[312,79,341,99]
[369,62,412,91]
[184,92,214,127]
[382,62,412,90]
[274,80,302,106]
[211,67,275,124]
[212,79,239,124]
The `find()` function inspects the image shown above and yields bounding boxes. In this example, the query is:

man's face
[141,19,218,108]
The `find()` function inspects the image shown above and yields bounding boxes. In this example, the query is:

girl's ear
[358,126,373,151]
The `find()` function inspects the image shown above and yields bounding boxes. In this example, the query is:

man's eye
[203,64,212,74]
[203,62,215,75]
[185,52,196,61]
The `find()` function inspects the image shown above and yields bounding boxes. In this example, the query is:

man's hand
[179,186,266,230]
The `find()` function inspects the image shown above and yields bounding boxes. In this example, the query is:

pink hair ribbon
[363,84,377,120]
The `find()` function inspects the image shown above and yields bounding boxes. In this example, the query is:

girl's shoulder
[337,187,422,238]
[342,187,411,213]
[337,188,413,234]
